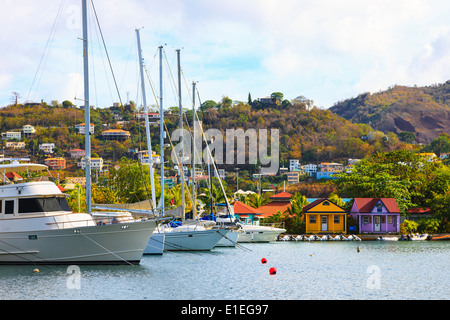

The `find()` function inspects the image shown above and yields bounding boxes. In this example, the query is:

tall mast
[192,81,197,218]
[159,46,164,216]
[82,0,91,214]
[177,49,185,221]
[136,28,156,212]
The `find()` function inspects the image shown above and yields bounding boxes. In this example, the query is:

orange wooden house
[302,198,348,234]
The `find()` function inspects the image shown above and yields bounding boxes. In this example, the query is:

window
[387,216,392,224]
[376,202,383,213]
[323,201,330,206]
[309,215,316,223]
[5,200,14,215]
[19,198,42,213]
[334,215,340,224]
[363,216,370,224]
[18,197,72,214]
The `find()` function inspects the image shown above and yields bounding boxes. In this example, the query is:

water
[0,241,448,300]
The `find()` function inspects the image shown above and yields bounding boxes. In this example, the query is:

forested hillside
[329,80,450,144]
[197,95,408,168]
[0,93,414,168]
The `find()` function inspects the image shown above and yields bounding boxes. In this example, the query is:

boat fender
[261,258,267,264]
[269,267,277,275]
[357,247,360,253]
[33,269,40,273]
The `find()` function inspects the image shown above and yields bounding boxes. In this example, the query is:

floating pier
[277,234,361,241]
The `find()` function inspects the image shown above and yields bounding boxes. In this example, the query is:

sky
[1,0,450,110]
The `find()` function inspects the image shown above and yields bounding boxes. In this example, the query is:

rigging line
[90,0,123,107]
[90,2,112,105]
[163,50,184,113]
[79,231,134,266]
[0,238,54,269]
[194,96,233,217]
[27,0,66,102]
[118,34,137,94]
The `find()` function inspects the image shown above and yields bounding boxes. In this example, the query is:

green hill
[329,80,450,144]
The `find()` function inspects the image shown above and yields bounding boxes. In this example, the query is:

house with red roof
[232,201,263,224]
[257,192,292,218]
[350,198,400,233]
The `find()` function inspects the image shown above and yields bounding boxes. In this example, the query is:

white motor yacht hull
[0,219,157,265]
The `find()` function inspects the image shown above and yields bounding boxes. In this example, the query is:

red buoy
[269,267,277,275]
[261,258,267,264]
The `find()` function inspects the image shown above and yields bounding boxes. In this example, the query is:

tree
[245,193,270,208]
[11,92,20,105]
[62,100,74,108]
[271,92,283,105]
[286,192,309,217]
[336,150,444,213]
[201,100,217,112]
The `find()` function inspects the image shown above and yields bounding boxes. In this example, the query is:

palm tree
[247,193,270,208]
[329,192,345,207]
[197,183,232,214]
[286,192,309,218]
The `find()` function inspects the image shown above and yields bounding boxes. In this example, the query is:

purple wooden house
[350,198,400,233]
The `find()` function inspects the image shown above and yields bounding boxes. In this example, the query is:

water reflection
[0,241,448,300]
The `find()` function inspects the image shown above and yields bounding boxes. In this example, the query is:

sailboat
[151,48,230,251]
[0,0,157,265]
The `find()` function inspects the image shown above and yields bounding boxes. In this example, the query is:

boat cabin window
[18,197,72,214]
[5,200,14,215]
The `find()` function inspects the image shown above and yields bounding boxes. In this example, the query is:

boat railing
[260,221,285,229]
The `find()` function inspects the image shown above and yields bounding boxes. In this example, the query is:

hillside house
[2,131,21,141]
[5,142,25,149]
[22,125,36,137]
[44,157,66,170]
[75,123,95,135]
[102,129,130,141]
[69,149,86,158]
[39,143,55,154]
[258,192,292,219]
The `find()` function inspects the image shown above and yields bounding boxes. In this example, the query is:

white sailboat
[143,46,229,251]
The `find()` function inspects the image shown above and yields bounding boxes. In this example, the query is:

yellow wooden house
[302,198,347,234]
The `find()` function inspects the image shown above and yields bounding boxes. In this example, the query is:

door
[374,216,381,232]
[321,216,328,231]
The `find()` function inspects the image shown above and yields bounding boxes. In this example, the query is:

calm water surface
[1,241,448,300]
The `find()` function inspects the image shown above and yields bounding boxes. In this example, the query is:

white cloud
[1,0,450,109]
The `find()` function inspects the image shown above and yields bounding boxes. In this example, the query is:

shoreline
[277,233,450,241]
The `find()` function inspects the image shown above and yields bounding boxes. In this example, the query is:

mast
[136,28,156,212]
[159,45,164,216]
[82,0,91,214]
[192,81,197,218]
[177,49,185,221]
